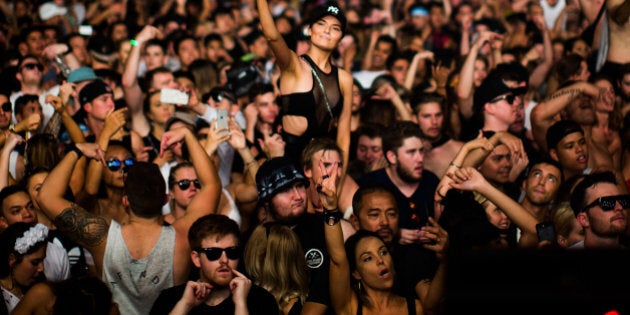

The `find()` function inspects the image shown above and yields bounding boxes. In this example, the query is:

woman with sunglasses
[257,0,352,167]
[318,161,424,315]
[82,106,132,224]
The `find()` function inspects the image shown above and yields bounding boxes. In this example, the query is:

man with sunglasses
[150,214,278,314]
[10,55,58,133]
[37,125,222,315]
[473,76,526,134]
[569,171,628,249]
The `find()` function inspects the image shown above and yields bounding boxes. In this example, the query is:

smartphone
[78,25,93,36]
[215,109,229,134]
[161,88,189,105]
[536,222,556,243]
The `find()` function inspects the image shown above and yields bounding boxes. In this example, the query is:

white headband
[14,223,49,254]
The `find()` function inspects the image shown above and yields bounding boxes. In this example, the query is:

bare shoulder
[53,203,109,249]
[338,67,354,85]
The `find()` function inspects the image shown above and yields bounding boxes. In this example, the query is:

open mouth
[577,155,587,164]
[378,268,391,279]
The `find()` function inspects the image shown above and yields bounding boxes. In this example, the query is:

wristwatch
[324,208,342,226]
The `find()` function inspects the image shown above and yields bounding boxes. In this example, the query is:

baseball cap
[39,2,67,21]
[473,77,527,113]
[79,80,113,106]
[256,157,310,204]
[67,66,98,83]
[307,1,346,34]
[546,120,584,151]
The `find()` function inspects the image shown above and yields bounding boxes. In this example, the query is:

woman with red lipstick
[319,162,424,315]
[257,0,353,167]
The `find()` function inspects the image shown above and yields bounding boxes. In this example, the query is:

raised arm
[404,51,434,91]
[530,81,599,152]
[37,143,108,271]
[164,128,221,234]
[0,133,23,189]
[337,69,354,186]
[256,0,299,72]
[122,26,160,137]
[449,167,539,239]
[84,108,128,195]
[320,161,355,315]
[457,31,500,119]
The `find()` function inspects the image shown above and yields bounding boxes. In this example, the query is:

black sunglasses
[196,246,241,261]
[490,94,516,105]
[176,179,201,190]
[21,63,44,71]
[582,194,630,212]
[0,102,11,112]
[106,158,135,172]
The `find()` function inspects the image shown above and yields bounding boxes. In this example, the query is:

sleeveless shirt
[102,221,175,315]
[279,55,344,162]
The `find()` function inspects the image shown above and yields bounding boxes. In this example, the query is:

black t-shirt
[357,169,440,229]
[149,283,279,315]
[292,213,331,308]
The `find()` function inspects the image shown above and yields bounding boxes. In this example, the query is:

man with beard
[349,186,447,311]
[413,93,463,178]
[357,121,440,245]
[520,160,563,223]
[150,214,278,314]
[569,171,628,249]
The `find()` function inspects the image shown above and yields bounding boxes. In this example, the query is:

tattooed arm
[37,143,109,273]
[530,81,600,152]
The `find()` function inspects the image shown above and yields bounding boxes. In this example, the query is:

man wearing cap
[569,171,628,249]
[79,79,116,140]
[473,76,526,134]
[256,157,343,314]
[37,125,221,315]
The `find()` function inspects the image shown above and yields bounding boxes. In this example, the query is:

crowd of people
[0,0,627,313]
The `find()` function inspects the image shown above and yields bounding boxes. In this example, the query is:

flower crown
[14,224,49,254]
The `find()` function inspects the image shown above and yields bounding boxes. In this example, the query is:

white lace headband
[14,223,48,254]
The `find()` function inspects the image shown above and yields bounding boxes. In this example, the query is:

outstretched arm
[449,167,539,238]
[256,0,299,72]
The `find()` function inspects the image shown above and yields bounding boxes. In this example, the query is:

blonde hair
[244,224,309,310]
[552,201,576,239]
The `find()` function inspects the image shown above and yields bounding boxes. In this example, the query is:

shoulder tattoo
[53,203,109,248]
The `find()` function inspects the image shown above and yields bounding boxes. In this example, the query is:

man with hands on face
[151,214,279,315]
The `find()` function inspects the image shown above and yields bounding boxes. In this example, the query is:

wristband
[130,39,139,47]
[324,208,342,226]
[67,143,83,159]
[449,162,461,169]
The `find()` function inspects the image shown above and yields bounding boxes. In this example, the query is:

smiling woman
[256,0,353,168]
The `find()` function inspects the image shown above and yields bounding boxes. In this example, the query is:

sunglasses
[196,246,241,261]
[490,94,516,105]
[21,63,44,71]
[176,179,201,190]
[106,158,135,172]
[582,194,630,212]
[0,102,11,112]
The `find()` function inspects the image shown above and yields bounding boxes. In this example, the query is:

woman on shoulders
[257,0,352,168]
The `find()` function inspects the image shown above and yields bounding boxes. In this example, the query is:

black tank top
[279,55,344,162]
[356,296,417,315]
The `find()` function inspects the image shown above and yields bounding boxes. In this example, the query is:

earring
[357,281,362,291]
